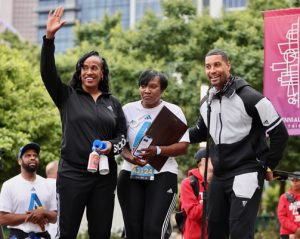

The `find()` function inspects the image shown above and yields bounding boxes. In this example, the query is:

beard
[21,160,38,173]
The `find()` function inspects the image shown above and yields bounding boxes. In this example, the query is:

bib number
[130,165,155,181]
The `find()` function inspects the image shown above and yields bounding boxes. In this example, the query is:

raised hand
[46,6,66,39]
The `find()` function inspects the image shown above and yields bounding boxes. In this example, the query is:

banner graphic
[264,8,300,136]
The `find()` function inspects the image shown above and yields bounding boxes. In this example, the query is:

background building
[0,0,37,42]
[0,0,248,51]
[36,0,163,52]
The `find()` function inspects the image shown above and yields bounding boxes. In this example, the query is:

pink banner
[264,8,300,136]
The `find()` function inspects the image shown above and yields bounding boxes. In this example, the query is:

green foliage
[0,30,40,66]
[0,40,61,183]
[162,0,196,18]
[278,137,300,171]
[261,183,281,215]
[248,0,291,15]
[74,13,123,48]
[255,220,279,239]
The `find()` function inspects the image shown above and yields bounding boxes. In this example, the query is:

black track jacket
[40,37,127,169]
[189,77,288,177]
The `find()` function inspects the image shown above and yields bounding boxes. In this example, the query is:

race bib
[130,165,155,181]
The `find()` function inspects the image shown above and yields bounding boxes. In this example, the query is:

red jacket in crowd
[277,189,300,235]
[180,168,208,239]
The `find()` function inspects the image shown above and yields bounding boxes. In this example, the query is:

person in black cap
[18,142,41,160]
[178,148,213,239]
[0,142,57,239]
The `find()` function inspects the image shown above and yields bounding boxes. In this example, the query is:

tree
[0,38,61,183]
[248,0,290,14]
[74,13,123,48]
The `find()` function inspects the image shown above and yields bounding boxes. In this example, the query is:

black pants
[117,170,177,239]
[9,228,50,239]
[280,235,289,239]
[207,170,264,239]
[57,159,117,239]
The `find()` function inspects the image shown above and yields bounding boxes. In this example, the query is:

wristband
[156,146,161,155]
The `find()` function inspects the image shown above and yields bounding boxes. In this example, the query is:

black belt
[9,228,50,239]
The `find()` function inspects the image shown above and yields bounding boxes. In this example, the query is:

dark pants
[9,229,50,239]
[117,170,177,239]
[57,159,117,239]
[280,235,289,239]
[207,170,264,239]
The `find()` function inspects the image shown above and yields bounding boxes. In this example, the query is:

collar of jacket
[218,75,249,99]
[75,87,112,96]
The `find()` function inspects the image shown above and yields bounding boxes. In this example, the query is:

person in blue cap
[0,142,57,239]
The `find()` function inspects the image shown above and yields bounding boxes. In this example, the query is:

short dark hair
[206,49,229,62]
[138,69,168,91]
[69,51,110,93]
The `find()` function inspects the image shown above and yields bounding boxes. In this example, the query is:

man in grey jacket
[189,49,289,239]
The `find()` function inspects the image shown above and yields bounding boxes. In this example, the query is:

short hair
[138,69,168,91]
[45,160,59,178]
[69,51,110,93]
[206,49,229,62]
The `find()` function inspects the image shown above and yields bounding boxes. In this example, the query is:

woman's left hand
[138,146,158,160]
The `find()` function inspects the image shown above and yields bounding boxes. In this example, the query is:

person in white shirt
[117,70,190,239]
[0,142,57,239]
[45,160,59,239]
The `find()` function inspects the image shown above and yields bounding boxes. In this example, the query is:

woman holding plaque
[117,69,189,239]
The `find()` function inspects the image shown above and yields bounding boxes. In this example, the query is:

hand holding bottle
[93,139,112,155]
[90,140,110,175]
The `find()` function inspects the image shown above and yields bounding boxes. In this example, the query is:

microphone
[207,87,216,106]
